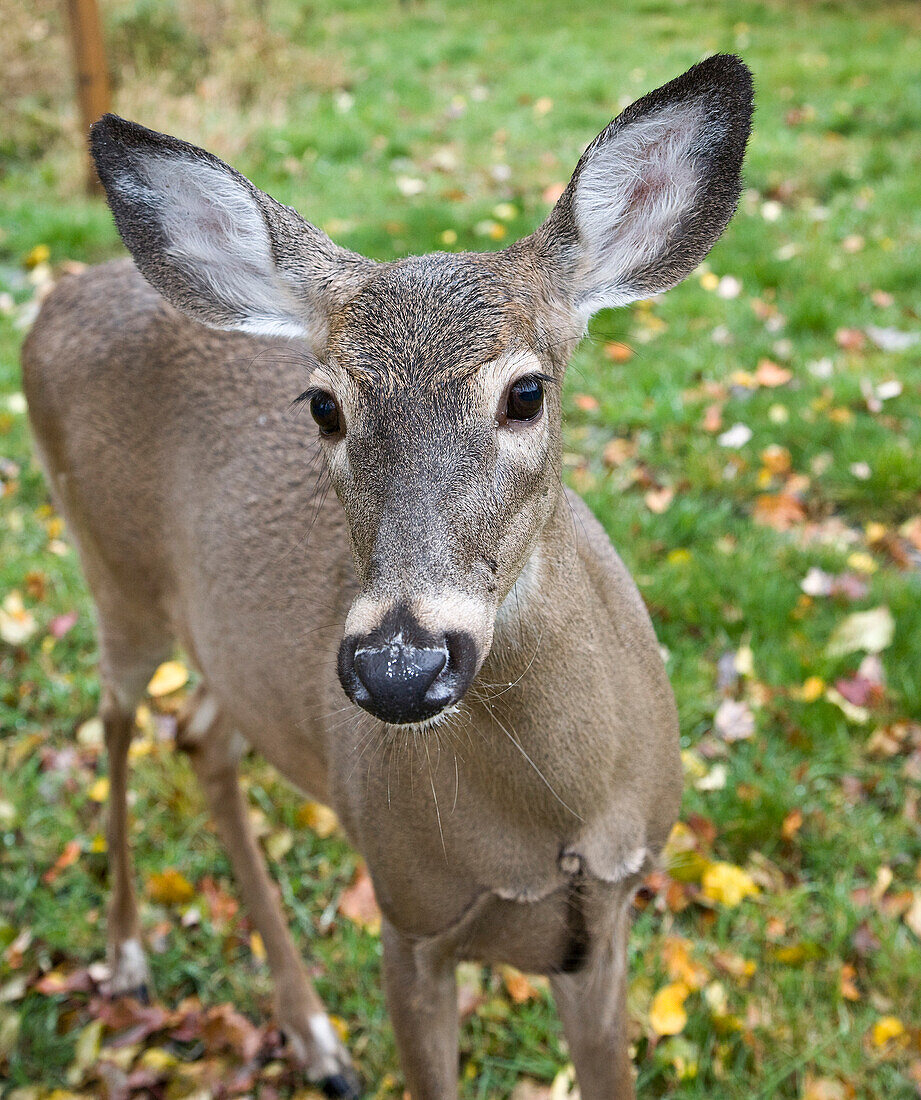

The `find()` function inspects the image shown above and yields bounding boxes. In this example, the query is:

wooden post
[65,0,111,195]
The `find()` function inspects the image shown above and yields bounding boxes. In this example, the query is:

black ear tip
[698,53,755,103]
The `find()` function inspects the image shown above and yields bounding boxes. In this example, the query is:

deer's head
[91,55,753,726]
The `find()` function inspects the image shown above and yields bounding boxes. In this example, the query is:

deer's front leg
[381,918,459,1100]
[177,691,359,1099]
[549,890,636,1100]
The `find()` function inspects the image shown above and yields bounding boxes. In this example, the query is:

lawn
[1,0,920,1097]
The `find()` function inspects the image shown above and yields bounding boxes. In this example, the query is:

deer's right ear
[528,54,753,327]
[90,115,372,346]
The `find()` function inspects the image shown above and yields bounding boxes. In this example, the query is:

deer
[22,54,753,1099]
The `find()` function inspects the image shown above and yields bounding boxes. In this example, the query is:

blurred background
[1,2,920,1098]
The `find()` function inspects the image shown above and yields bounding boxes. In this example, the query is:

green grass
[2,0,921,1096]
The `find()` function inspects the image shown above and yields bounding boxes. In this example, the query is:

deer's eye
[505,376,544,423]
[310,391,341,436]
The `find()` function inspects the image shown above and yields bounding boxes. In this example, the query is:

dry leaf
[870,1016,905,1047]
[43,838,81,884]
[0,591,37,646]
[752,492,806,530]
[754,359,792,387]
[146,868,195,906]
[644,486,674,514]
[701,862,759,907]
[338,865,381,934]
[826,607,895,657]
[715,699,755,742]
[649,982,690,1036]
[296,800,340,839]
[146,661,189,697]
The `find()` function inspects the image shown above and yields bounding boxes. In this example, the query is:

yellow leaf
[296,800,340,839]
[871,1016,905,1047]
[25,244,51,268]
[701,862,759,907]
[330,1015,349,1042]
[846,551,877,575]
[88,777,109,803]
[649,982,690,1036]
[146,660,189,697]
[146,868,195,905]
[798,676,826,703]
[250,931,266,961]
[662,936,708,990]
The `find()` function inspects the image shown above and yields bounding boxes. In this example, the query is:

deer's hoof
[320,1069,362,1099]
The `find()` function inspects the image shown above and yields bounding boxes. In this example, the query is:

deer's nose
[351,642,448,724]
[338,626,478,725]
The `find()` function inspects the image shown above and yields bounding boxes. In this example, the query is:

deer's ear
[529,54,753,323]
[90,115,372,346]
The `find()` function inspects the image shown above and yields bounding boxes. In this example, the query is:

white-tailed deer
[23,55,752,1098]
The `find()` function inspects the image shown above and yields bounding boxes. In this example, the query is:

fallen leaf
[49,611,78,639]
[146,661,189,697]
[826,607,895,657]
[754,359,792,387]
[870,1016,905,1047]
[43,838,81,884]
[782,809,803,839]
[715,699,755,742]
[296,800,339,839]
[839,964,860,1002]
[146,868,195,906]
[644,486,674,514]
[865,325,920,352]
[500,966,544,1004]
[0,591,37,646]
[662,937,708,990]
[338,865,381,934]
[649,982,690,1036]
[701,862,759,907]
[752,492,806,530]
[718,423,753,448]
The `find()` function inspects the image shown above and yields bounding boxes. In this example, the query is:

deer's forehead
[326,255,536,388]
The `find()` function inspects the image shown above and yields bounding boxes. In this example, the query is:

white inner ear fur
[572,100,720,317]
[120,155,309,338]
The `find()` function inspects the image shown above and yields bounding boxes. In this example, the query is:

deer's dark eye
[505,376,544,423]
[310,391,341,436]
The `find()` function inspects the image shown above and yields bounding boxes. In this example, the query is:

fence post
[65,0,111,195]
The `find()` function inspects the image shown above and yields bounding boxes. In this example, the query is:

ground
[1,0,920,1097]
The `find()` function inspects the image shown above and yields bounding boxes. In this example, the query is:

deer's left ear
[528,54,753,324]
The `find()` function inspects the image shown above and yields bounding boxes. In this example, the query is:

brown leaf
[573,393,599,412]
[43,838,81,884]
[602,437,636,468]
[754,359,792,387]
[338,865,381,933]
[35,967,93,995]
[146,868,195,906]
[752,492,806,530]
[702,403,724,432]
[835,328,866,351]
[644,486,674,514]
[200,1003,262,1062]
[781,809,803,840]
[500,966,545,1004]
[851,920,880,958]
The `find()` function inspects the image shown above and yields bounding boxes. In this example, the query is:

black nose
[338,625,478,725]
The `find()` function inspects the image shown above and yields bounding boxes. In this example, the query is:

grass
[2,0,920,1096]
